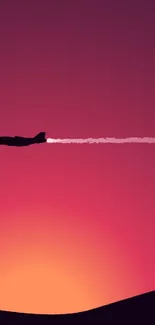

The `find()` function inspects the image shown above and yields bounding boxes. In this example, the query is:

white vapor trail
[47,137,155,144]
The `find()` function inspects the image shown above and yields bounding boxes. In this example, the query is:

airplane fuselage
[0,136,34,146]
[0,132,46,147]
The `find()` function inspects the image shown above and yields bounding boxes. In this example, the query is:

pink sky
[0,0,154,314]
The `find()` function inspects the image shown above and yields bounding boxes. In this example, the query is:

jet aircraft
[0,132,46,147]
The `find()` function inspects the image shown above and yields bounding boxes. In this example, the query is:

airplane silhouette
[0,132,46,147]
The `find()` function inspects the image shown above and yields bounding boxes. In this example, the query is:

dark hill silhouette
[0,291,154,324]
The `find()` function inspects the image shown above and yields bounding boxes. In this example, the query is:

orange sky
[0,0,154,314]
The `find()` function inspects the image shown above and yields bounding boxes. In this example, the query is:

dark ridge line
[0,290,154,316]
[0,291,154,324]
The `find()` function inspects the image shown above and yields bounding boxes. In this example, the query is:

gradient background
[0,0,154,314]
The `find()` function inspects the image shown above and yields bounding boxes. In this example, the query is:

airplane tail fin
[34,132,46,143]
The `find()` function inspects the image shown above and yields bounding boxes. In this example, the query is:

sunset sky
[0,0,154,314]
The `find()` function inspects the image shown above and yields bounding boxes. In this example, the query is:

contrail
[47,137,155,144]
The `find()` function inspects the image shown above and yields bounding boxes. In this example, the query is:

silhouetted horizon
[0,291,154,324]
